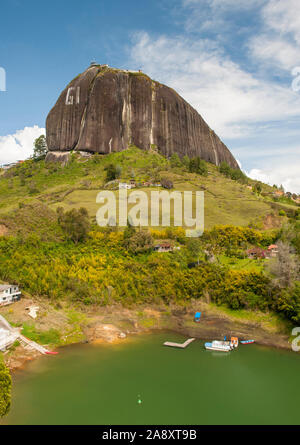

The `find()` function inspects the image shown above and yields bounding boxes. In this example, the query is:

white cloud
[248,162,300,194]
[182,0,263,33]
[249,35,300,70]
[127,0,300,194]
[249,0,300,70]
[183,0,262,11]
[129,32,300,139]
[0,126,45,165]
[262,0,300,40]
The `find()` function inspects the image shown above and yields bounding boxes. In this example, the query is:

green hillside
[0,147,297,235]
[0,147,299,334]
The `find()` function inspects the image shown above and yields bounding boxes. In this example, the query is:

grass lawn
[218,254,266,272]
[208,303,292,334]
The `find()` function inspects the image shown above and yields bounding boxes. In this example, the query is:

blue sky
[0,0,299,192]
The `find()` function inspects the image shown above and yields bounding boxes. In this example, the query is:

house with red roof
[247,247,267,259]
[267,244,278,258]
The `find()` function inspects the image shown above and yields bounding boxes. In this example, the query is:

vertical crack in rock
[150,83,156,147]
[209,129,219,167]
[74,67,102,151]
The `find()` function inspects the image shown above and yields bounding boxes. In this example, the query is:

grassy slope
[0,147,295,233]
[0,148,298,351]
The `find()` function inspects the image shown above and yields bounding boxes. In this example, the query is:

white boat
[205,340,233,352]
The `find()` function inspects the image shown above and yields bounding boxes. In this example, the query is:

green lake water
[2,332,300,425]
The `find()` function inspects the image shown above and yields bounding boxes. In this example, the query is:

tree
[161,177,173,189]
[189,157,208,176]
[219,161,231,177]
[219,161,247,184]
[253,182,262,194]
[57,207,90,243]
[170,153,181,168]
[33,135,48,159]
[0,361,11,418]
[277,282,300,324]
[123,218,136,242]
[230,169,247,183]
[182,155,190,170]
[105,164,118,182]
[124,229,154,254]
[186,238,202,264]
[115,164,122,178]
[268,241,299,287]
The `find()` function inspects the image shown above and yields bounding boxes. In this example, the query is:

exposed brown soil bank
[0,297,293,371]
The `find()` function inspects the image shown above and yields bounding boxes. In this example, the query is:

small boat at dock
[205,340,233,352]
[240,340,255,345]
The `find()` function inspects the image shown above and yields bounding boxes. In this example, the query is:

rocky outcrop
[44,151,70,166]
[46,64,239,169]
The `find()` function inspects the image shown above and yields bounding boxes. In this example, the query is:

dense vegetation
[0,219,299,322]
[0,148,299,326]
[0,360,11,417]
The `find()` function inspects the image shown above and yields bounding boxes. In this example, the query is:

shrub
[170,153,182,168]
[161,177,173,189]
[57,207,90,243]
[182,155,190,170]
[219,162,231,177]
[253,182,262,194]
[124,229,154,254]
[0,362,11,418]
[105,164,119,181]
[28,181,40,195]
[276,283,300,324]
[92,154,102,164]
[189,157,208,176]
[219,162,247,184]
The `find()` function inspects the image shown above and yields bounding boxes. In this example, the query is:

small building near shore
[247,247,266,259]
[119,182,132,190]
[273,190,284,198]
[154,242,173,253]
[0,284,21,306]
[267,244,278,258]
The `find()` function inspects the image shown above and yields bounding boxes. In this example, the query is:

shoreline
[0,297,294,372]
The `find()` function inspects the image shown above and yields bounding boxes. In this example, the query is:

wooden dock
[0,314,55,355]
[19,335,50,355]
[163,338,195,349]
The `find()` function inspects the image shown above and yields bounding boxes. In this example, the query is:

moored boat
[205,340,233,352]
[230,337,239,348]
[240,340,255,345]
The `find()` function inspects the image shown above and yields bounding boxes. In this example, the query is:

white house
[119,183,132,190]
[0,284,21,306]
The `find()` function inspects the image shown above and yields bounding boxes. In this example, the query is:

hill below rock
[0,147,296,236]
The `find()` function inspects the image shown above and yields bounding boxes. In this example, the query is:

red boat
[45,351,59,355]
[240,340,255,345]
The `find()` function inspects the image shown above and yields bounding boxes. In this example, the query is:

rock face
[46,64,239,169]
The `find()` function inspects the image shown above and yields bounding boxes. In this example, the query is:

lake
[2,332,300,425]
